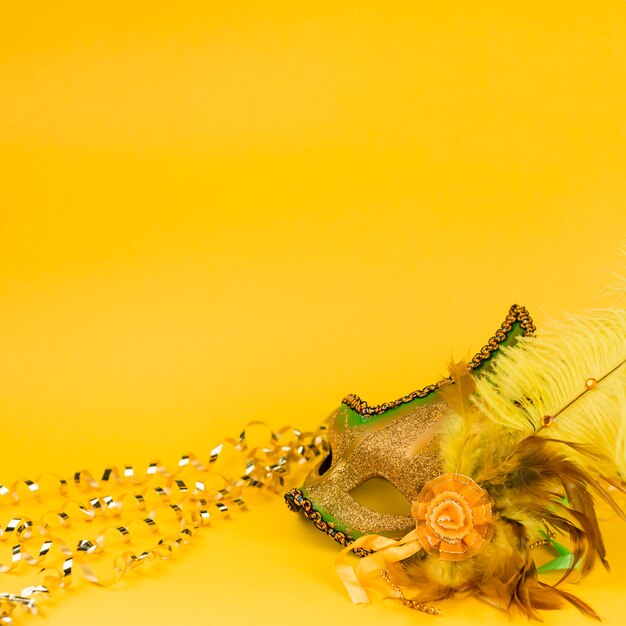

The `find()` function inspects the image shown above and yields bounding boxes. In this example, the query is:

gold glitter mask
[285,305,536,547]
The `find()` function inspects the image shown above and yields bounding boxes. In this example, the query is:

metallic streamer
[0,423,327,624]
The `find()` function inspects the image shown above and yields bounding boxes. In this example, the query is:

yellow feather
[473,306,626,480]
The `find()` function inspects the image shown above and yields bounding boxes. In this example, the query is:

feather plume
[473,309,626,480]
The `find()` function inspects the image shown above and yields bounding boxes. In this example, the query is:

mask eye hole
[318,447,333,476]
[350,478,411,516]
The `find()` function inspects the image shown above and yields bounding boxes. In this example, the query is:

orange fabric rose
[412,473,493,561]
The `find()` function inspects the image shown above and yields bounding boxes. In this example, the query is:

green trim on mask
[340,319,528,430]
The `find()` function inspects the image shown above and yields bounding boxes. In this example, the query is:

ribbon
[335,529,423,605]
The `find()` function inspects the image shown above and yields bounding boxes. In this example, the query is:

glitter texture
[302,399,448,536]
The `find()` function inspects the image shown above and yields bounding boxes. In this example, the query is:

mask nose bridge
[353,399,448,492]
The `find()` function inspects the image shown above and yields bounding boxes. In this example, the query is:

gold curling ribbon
[0,422,328,624]
[336,530,424,605]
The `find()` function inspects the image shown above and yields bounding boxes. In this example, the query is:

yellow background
[1,1,626,624]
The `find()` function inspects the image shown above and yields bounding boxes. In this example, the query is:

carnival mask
[285,304,535,545]
[286,295,626,620]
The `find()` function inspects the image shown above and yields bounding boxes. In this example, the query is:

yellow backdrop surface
[1,2,626,624]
